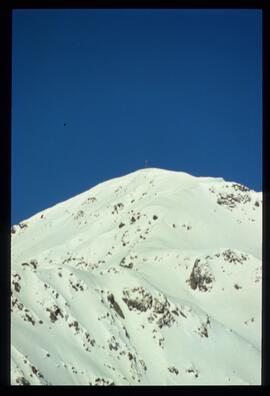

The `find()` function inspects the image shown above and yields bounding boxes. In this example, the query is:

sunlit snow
[11,168,262,385]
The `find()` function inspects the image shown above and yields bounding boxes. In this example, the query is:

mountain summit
[11,168,262,385]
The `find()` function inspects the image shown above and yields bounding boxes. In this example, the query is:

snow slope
[11,168,262,385]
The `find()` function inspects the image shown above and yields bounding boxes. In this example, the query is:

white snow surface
[11,168,262,385]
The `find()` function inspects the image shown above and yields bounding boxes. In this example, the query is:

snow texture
[11,168,262,385]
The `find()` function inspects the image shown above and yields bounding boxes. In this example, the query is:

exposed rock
[16,377,30,385]
[231,183,250,192]
[120,256,133,269]
[19,222,28,229]
[46,305,64,323]
[217,191,251,209]
[234,283,242,290]
[188,259,214,292]
[122,287,153,312]
[107,293,125,319]
[29,259,38,269]
[222,249,247,264]
[168,366,179,375]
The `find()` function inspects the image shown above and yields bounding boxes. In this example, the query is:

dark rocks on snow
[107,293,125,319]
[222,249,247,264]
[188,259,214,292]
[217,191,251,209]
[46,305,64,323]
[112,203,124,215]
[234,283,242,290]
[197,315,211,338]
[13,281,21,293]
[186,368,199,378]
[120,257,133,269]
[123,288,176,329]
[29,259,38,269]
[69,320,80,333]
[25,313,35,326]
[87,196,96,203]
[168,366,179,375]
[20,260,38,270]
[198,323,208,338]
[16,377,30,385]
[19,222,28,229]
[89,377,115,386]
[232,183,250,192]
[122,287,153,312]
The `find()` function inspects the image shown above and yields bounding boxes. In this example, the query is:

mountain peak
[11,170,262,385]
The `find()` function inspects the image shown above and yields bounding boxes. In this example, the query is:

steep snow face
[11,168,262,385]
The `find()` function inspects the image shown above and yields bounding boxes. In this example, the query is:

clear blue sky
[12,9,262,225]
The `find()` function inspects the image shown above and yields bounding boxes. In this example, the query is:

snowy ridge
[11,168,262,385]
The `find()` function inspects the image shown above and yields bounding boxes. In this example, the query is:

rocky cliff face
[11,168,262,385]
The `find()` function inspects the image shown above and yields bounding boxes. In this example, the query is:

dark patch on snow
[188,259,214,292]
[186,367,199,378]
[89,377,115,386]
[112,203,124,215]
[29,259,38,270]
[232,183,250,192]
[19,222,28,229]
[168,366,179,375]
[46,305,64,323]
[25,313,35,326]
[120,257,133,269]
[16,377,30,385]
[107,293,125,319]
[122,287,153,312]
[234,283,242,290]
[108,335,120,351]
[217,191,251,209]
[69,320,80,334]
[11,273,21,293]
[222,249,247,264]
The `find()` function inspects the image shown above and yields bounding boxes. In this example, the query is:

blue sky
[12,9,262,225]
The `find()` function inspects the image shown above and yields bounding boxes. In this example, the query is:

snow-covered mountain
[11,168,262,385]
